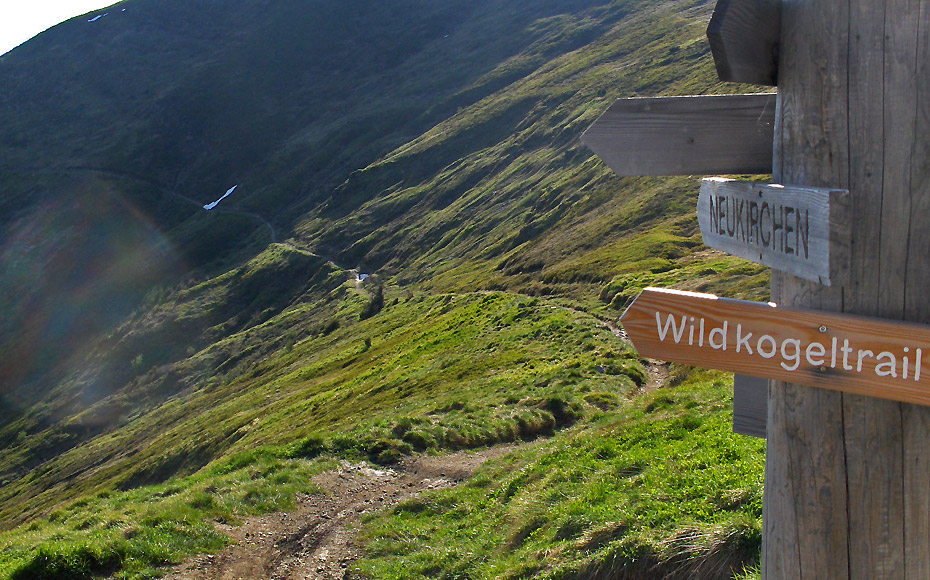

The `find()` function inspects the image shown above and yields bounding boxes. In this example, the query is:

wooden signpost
[622,287,930,407]
[582,0,930,574]
[580,93,774,176]
[698,178,850,285]
[706,0,780,85]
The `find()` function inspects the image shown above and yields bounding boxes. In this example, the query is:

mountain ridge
[0,0,767,577]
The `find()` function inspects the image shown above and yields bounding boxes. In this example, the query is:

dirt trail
[603,316,670,393]
[159,310,667,580]
[162,446,515,580]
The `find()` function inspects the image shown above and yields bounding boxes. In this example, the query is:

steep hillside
[0,0,768,578]
[2,0,646,402]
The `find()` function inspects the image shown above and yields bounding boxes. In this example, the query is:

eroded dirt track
[162,447,513,580]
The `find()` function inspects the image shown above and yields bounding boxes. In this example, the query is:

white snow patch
[88,13,108,22]
[358,274,370,282]
[203,185,238,210]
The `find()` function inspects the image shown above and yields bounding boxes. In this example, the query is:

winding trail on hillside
[57,167,377,280]
[59,166,280,243]
[161,446,515,580]
[560,304,672,394]
[601,314,670,394]
[154,313,668,580]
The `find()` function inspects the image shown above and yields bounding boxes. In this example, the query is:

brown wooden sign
[581,94,775,176]
[621,287,930,407]
[707,0,781,86]
[698,178,850,285]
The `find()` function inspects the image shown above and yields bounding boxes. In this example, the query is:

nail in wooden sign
[698,178,850,285]
[621,287,930,407]
[581,94,775,176]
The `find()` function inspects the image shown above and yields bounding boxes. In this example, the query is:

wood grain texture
[765,0,851,574]
[733,374,767,438]
[706,0,781,85]
[581,94,775,176]
[842,1,903,576]
[764,0,930,576]
[698,178,849,285]
[903,402,930,578]
[841,2,916,577]
[902,0,930,576]
[621,287,930,406]
[878,0,919,322]
[762,380,801,578]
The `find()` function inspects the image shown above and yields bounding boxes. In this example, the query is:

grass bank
[355,369,765,579]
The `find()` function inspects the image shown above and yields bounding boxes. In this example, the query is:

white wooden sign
[698,178,850,285]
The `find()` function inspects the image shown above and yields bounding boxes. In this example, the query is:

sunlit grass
[355,369,765,579]
[0,453,336,580]
[0,0,774,578]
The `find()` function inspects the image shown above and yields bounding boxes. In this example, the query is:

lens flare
[0,175,185,415]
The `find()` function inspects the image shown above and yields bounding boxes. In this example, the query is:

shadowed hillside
[0,0,768,578]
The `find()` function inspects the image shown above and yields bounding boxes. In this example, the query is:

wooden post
[765,0,930,576]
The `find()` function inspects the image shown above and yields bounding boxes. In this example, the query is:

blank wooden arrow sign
[707,0,781,86]
[733,374,767,438]
[581,93,776,176]
[621,287,930,407]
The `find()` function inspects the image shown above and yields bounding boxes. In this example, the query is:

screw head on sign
[818,325,828,333]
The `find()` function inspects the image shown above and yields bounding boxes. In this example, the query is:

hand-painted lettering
[647,310,925,386]
[703,192,812,260]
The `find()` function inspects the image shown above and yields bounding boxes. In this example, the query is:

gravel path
[161,446,515,580]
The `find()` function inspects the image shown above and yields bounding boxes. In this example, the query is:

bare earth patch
[161,446,515,580]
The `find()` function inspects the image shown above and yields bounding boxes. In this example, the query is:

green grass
[0,453,336,580]
[0,290,644,528]
[0,287,649,579]
[355,369,765,580]
[0,0,776,578]
[0,367,765,580]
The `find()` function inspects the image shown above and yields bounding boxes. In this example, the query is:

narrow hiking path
[151,308,666,580]
[60,166,280,243]
[586,309,671,395]
[160,446,518,580]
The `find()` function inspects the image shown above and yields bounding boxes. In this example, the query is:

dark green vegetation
[0,0,768,577]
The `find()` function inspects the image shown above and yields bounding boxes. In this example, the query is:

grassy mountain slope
[358,371,763,580]
[3,0,661,403]
[0,0,769,577]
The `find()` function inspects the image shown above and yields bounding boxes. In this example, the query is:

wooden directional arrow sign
[621,287,930,407]
[581,93,775,176]
[707,0,781,86]
[698,178,850,285]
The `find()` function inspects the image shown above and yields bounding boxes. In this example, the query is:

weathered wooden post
[584,0,930,574]
[765,0,930,576]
